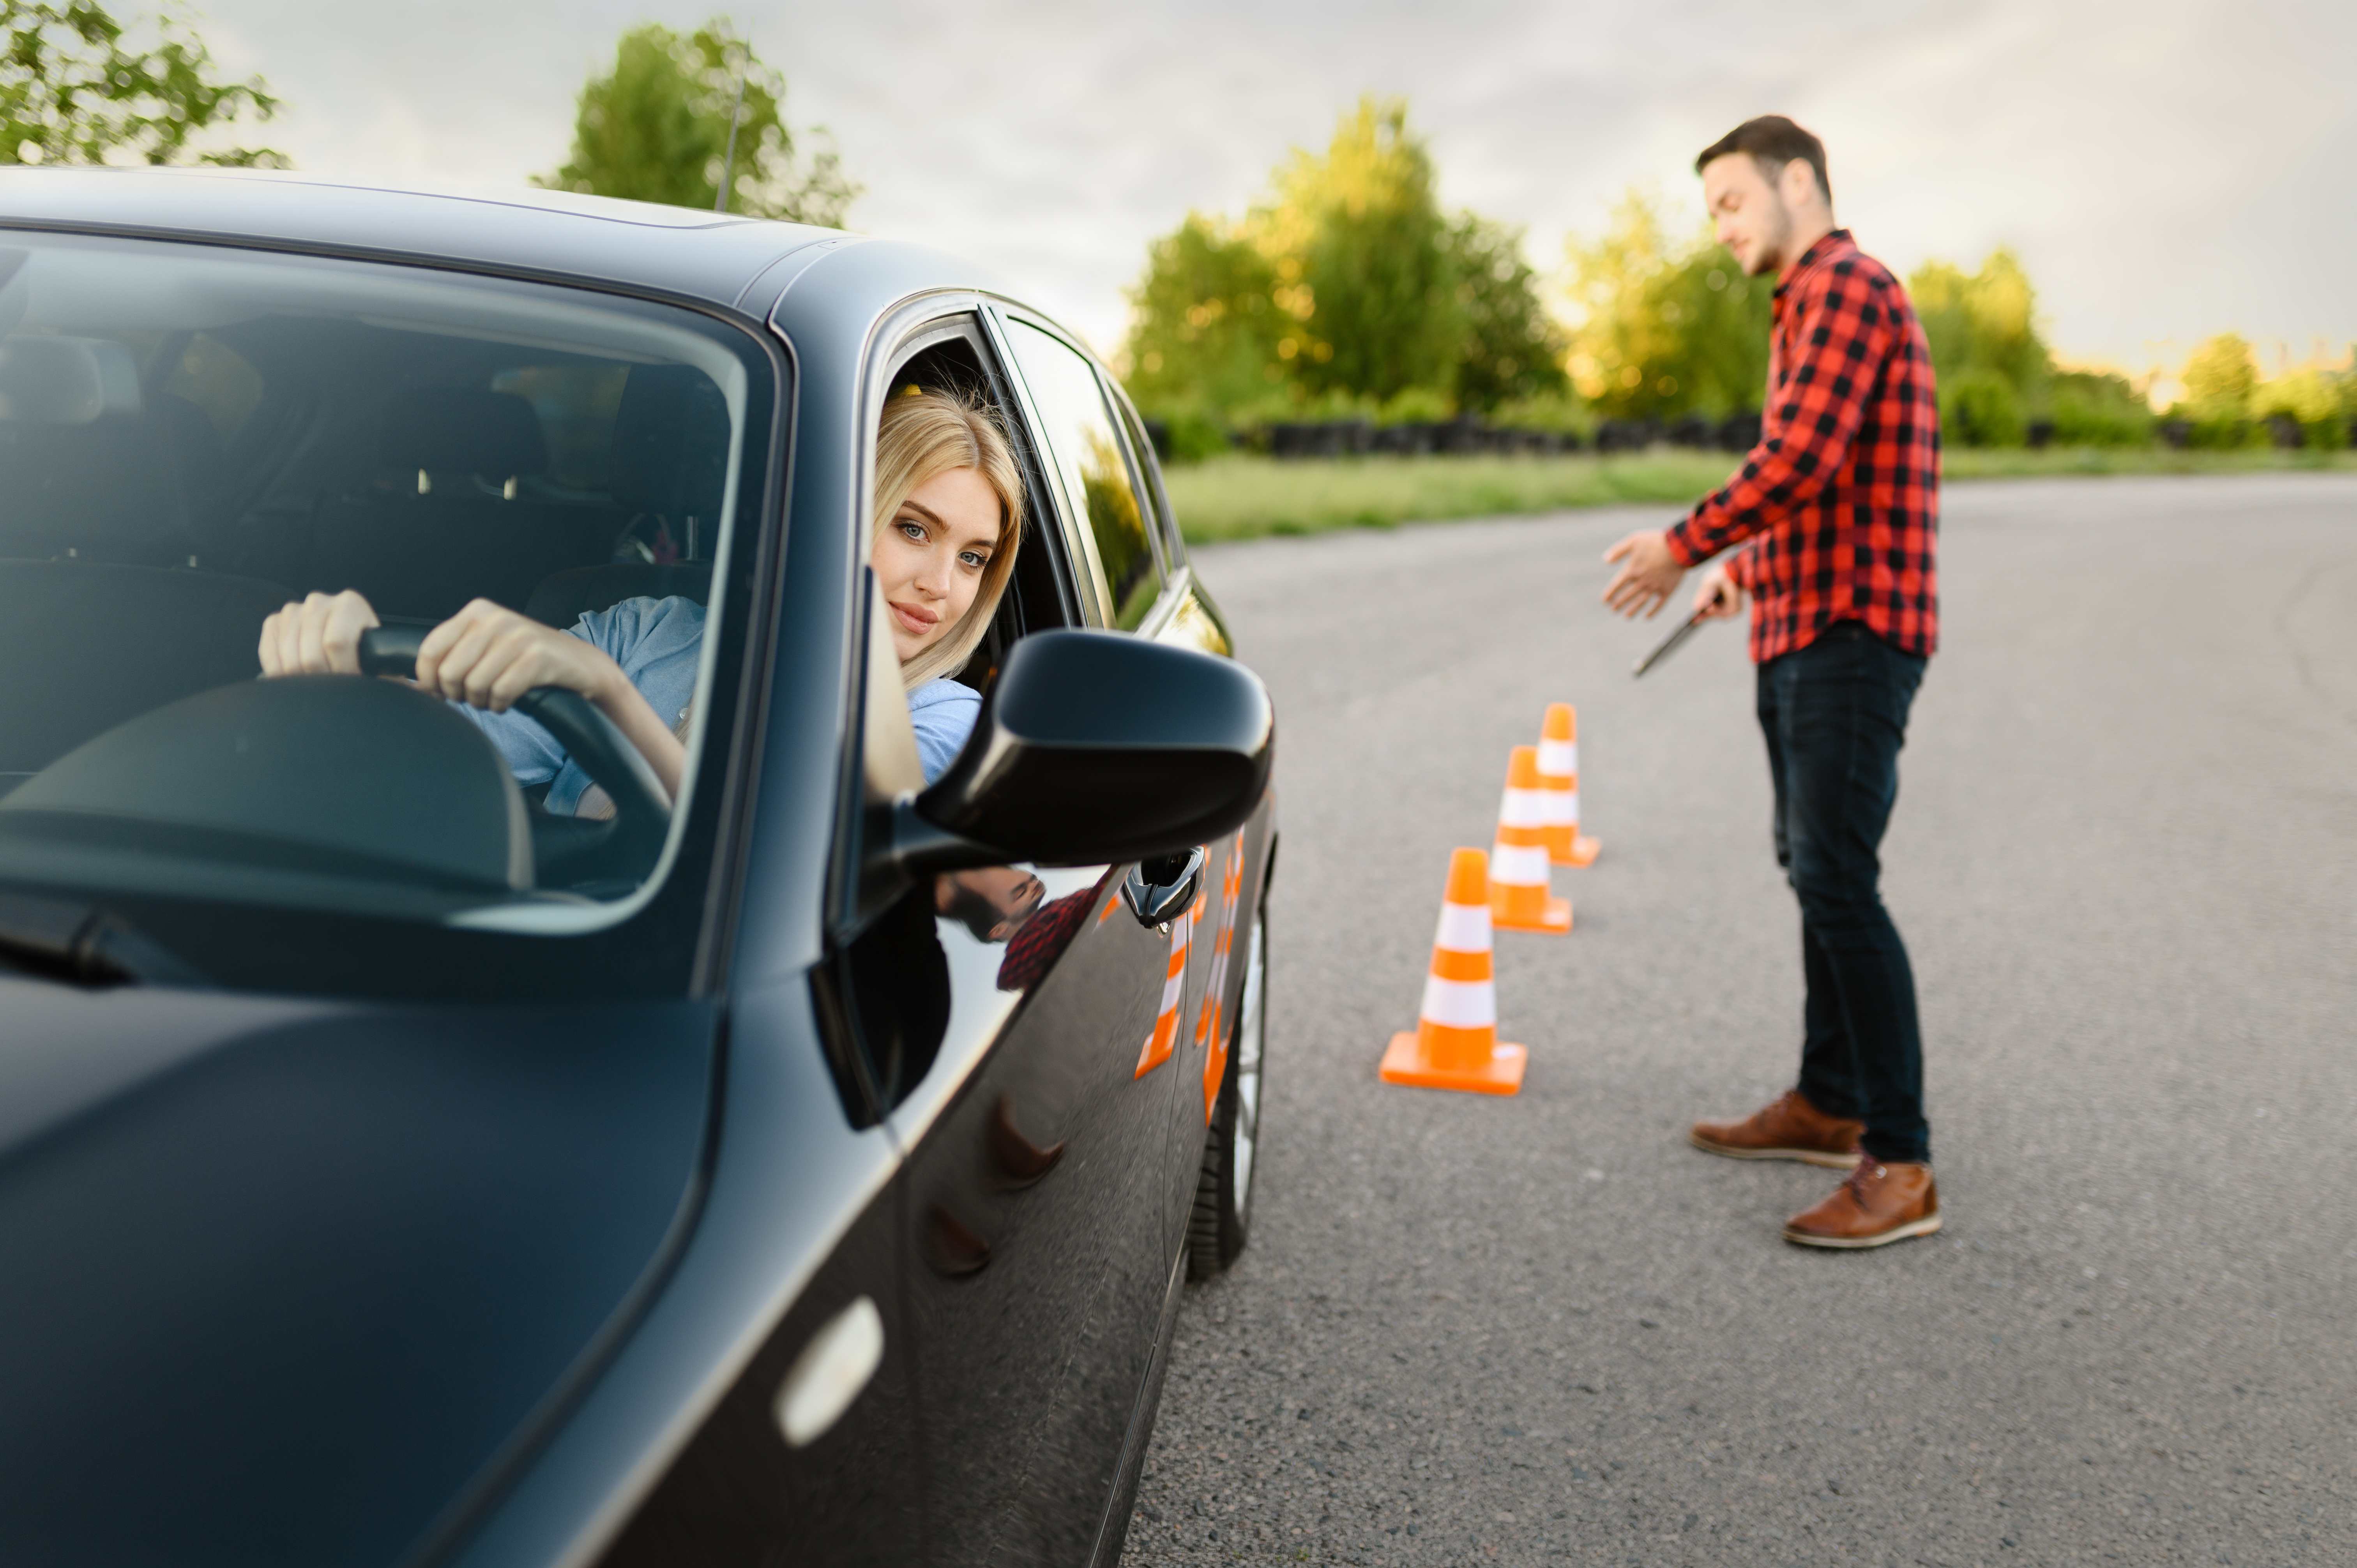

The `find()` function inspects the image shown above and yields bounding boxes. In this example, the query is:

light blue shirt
[909,676,983,783]
[465,595,980,810]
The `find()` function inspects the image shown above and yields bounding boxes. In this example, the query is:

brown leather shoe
[1782,1157,1941,1249]
[1689,1089,1864,1168]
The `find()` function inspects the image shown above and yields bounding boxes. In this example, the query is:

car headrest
[0,337,142,426]
[608,365,729,527]
[379,388,548,480]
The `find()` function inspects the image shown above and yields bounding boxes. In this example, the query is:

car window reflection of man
[993,878,1111,994]
[934,866,1045,945]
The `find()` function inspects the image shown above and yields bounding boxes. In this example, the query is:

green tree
[1122,211,1292,422]
[2251,365,2346,449]
[1939,368,2025,448]
[537,20,855,226]
[1562,190,1772,421]
[1446,212,1568,411]
[1272,96,1460,403]
[1,1,283,166]
[1908,249,2050,445]
[1123,95,1562,437]
[2048,369,2152,447]
[2179,332,2257,417]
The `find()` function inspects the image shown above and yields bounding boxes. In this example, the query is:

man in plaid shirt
[1601,116,1943,1250]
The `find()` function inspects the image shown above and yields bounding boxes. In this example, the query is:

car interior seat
[306,388,615,621]
[522,365,731,625]
[0,339,226,568]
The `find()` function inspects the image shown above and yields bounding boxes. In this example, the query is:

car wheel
[1187,893,1265,1280]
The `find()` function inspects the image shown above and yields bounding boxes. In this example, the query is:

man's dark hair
[1696,115,1830,202]
[939,878,1012,945]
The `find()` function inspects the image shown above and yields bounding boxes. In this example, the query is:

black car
[0,168,1275,1568]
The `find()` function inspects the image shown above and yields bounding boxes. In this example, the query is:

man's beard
[1748,199,1793,277]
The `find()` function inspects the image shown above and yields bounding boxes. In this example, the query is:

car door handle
[1120,846,1205,929]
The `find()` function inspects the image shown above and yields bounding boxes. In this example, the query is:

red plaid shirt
[1664,230,1940,663]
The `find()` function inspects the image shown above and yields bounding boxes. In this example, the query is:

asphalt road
[1119,475,2357,1568]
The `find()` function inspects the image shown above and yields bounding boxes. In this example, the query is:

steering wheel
[357,625,673,883]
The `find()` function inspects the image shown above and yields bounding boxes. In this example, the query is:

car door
[1076,370,1247,1244]
[857,312,1191,1564]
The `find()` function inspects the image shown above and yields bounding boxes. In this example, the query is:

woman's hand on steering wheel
[259,590,380,677]
[418,600,687,801]
[415,599,624,714]
[263,592,687,805]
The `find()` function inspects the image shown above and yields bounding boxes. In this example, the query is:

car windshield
[0,231,777,1001]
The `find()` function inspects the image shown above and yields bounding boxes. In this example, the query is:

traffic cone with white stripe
[1135,897,1191,1079]
[1491,745,1572,933]
[1380,848,1528,1095]
[1538,703,1600,867]
[1194,843,1247,1121]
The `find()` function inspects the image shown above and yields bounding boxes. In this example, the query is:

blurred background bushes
[1561,191,1772,423]
[1122,98,1566,450]
[1120,94,2351,464]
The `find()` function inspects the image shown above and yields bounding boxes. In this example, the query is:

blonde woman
[258,387,1025,798]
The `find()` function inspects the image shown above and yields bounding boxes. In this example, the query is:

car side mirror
[862,629,1274,912]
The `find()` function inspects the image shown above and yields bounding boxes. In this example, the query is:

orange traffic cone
[1135,896,1191,1079]
[1538,703,1600,867]
[1490,746,1571,933]
[1380,848,1528,1095]
[1194,842,1247,1121]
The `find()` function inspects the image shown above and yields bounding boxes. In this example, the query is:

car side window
[1104,378,1187,574]
[1003,320,1163,630]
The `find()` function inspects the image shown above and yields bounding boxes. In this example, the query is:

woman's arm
[415,599,687,801]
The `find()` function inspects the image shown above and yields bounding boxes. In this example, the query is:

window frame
[985,305,1168,630]
[818,296,1097,946]
[1098,369,1189,579]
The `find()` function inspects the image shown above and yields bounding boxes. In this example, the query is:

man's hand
[1693,562,1744,620]
[259,590,379,676]
[1601,529,1686,620]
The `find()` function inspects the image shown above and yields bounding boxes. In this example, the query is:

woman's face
[873,465,1002,664]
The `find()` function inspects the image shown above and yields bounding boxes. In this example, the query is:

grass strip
[1164,447,2357,545]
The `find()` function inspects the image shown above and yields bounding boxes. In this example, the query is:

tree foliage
[1,1,283,167]
[1909,250,2048,392]
[1122,211,1290,420]
[1123,95,1563,433]
[2048,369,2152,447]
[1905,249,2054,447]
[2249,364,2350,449]
[537,19,855,227]
[1271,98,1459,402]
[2178,332,2256,417]
[1562,190,1771,421]
[1449,212,1571,411]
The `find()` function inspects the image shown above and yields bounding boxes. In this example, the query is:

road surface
[1121,474,2357,1567]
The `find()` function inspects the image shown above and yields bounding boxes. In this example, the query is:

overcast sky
[196,0,2350,380]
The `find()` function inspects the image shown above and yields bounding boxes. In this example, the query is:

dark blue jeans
[1757,621,1929,1164]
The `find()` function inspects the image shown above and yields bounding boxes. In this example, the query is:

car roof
[0,165,980,318]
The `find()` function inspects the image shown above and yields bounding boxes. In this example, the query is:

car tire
[1187,894,1265,1281]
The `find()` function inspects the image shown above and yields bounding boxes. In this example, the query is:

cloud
[197,0,2355,370]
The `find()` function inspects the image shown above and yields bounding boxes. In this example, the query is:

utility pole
[715,26,747,214]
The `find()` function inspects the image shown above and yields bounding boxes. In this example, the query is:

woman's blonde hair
[875,387,1025,689]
